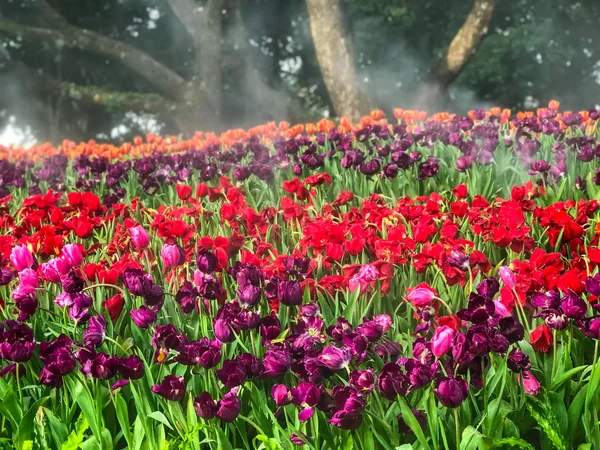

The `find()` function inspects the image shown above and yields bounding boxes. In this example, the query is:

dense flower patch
[0,103,600,449]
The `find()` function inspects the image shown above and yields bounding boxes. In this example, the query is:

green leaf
[492,437,535,450]
[114,394,133,449]
[16,396,49,450]
[397,397,432,450]
[44,409,69,450]
[527,400,567,450]
[0,388,23,429]
[253,435,281,450]
[65,377,102,440]
[148,411,174,430]
[341,433,355,450]
[60,414,89,450]
[549,365,587,391]
[215,426,234,450]
[459,426,488,450]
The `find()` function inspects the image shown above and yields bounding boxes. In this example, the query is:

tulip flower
[433,376,469,408]
[10,245,33,272]
[161,244,186,270]
[130,225,150,249]
[151,375,185,401]
[498,266,517,289]
[431,326,454,358]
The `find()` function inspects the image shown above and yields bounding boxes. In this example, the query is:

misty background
[0,0,599,147]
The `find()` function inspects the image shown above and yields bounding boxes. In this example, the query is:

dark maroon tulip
[90,353,119,379]
[397,409,427,435]
[291,381,321,408]
[151,375,185,401]
[329,386,365,430]
[118,355,145,380]
[194,392,217,419]
[359,159,381,176]
[60,269,84,294]
[130,306,157,329]
[355,319,383,342]
[197,249,218,274]
[561,293,588,320]
[272,384,292,406]
[0,268,15,286]
[327,317,353,342]
[497,317,525,344]
[317,346,353,371]
[175,282,198,315]
[375,341,403,362]
[0,324,35,363]
[232,165,250,181]
[433,376,469,408]
[152,325,187,351]
[476,278,500,299]
[488,329,510,354]
[466,326,491,356]
[259,312,281,342]
[216,390,242,422]
[260,345,292,379]
[15,294,38,321]
[585,274,600,296]
[39,367,65,388]
[213,318,234,343]
[236,353,263,378]
[278,280,303,306]
[216,360,248,389]
[44,347,77,376]
[122,268,153,297]
[329,409,363,430]
[349,369,375,393]
[83,315,106,348]
[507,349,531,373]
[530,290,561,309]
[237,309,260,330]
[417,156,439,180]
[377,362,410,400]
[405,359,437,389]
[578,317,600,339]
[144,284,164,307]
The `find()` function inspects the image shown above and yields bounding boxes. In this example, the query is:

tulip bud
[431,326,454,358]
[498,266,517,289]
[161,244,185,270]
[406,287,435,308]
[130,226,150,249]
[130,306,157,329]
[519,371,540,396]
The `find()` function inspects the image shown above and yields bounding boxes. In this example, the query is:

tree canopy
[0,0,599,144]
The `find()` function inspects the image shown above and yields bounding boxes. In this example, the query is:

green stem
[82,283,125,295]
[454,408,461,450]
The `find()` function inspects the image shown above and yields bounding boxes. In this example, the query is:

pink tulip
[61,244,83,267]
[406,287,435,308]
[519,371,540,396]
[130,225,150,249]
[431,326,454,358]
[10,245,33,272]
[499,266,517,289]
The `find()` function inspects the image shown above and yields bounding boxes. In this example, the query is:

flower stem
[454,408,461,450]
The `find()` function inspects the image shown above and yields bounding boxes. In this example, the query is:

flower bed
[0,103,600,449]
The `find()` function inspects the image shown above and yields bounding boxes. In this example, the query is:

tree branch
[432,0,497,87]
[0,17,188,99]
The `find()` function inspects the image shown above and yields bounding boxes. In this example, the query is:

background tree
[0,0,599,145]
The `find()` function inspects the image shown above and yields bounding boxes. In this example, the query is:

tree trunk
[413,0,496,111]
[306,0,369,122]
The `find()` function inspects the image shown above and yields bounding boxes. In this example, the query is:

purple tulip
[60,269,84,294]
[54,292,73,308]
[130,306,157,329]
[175,282,198,315]
[497,317,524,344]
[271,384,292,406]
[519,371,540,396]
[536,309,569,330]
[317,346,353,371]
[118,355,145,380]
[216,389,242,422]
[585,274,600,297]
[561,292,588,319]
[0,325,35,363]
[122,269,153,297]
[236,353,263,378]
[433,376,468,408]
[375,341,403,362]
[507,349,531,373]
[151,375,185,401]
[476,278,500,299]
[417,156,439,180]
[194,392,217,419]
[261,345,292,379]
[213,318,234,343]
[0,268,14,286]
[530,290,561,309]
[278,280,303,306]
[61,244,83,267]
[130,225,150,249]
[349,369,375,393]
[83,315,106,347]
[238,284,262,307]
[111,379,131,391]
[577,317,600,340]
[196,249,218,274]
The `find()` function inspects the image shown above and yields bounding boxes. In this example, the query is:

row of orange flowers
[0,100,595,163]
